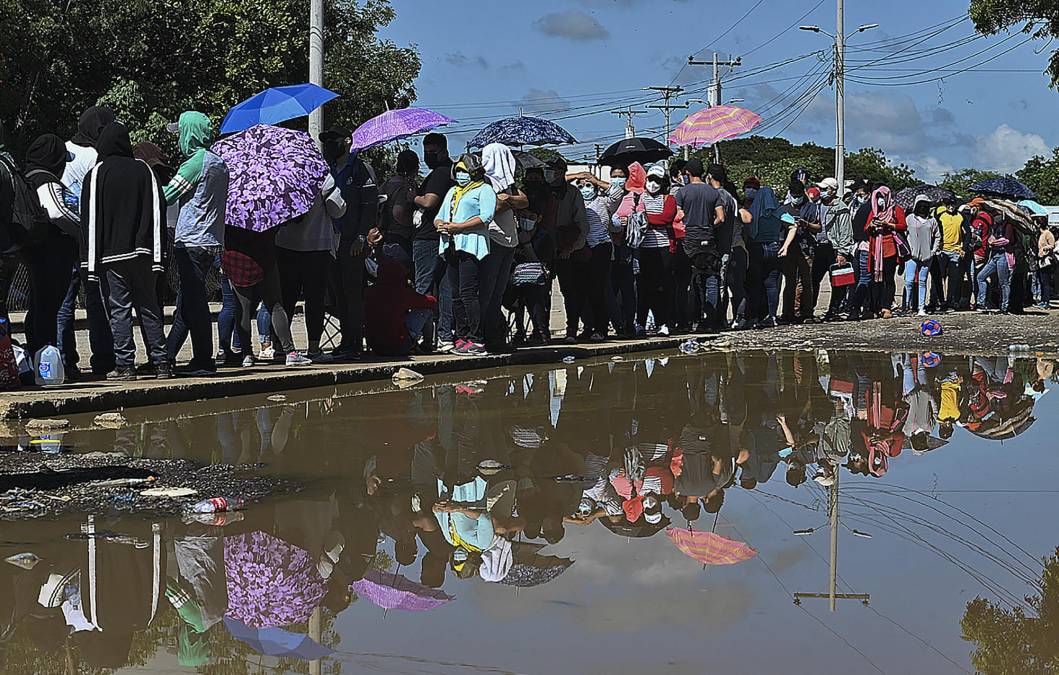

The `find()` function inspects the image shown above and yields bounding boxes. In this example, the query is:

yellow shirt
[939,380,960,422]
[937,209,963,254]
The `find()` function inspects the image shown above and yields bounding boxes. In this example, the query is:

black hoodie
[70,105,116,148]
[79,122,165,275]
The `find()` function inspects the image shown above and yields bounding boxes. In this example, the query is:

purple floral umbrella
[224,531,326,628]
[351,569,453,612]
[351,108,453,151]
[212,124,329,232]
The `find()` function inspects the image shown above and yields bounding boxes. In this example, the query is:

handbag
[511,262,548,287]
[829,262,855,287]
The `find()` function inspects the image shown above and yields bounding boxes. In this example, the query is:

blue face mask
[455,171,471,187]
[610,177,627,191]
[580,185,597,202]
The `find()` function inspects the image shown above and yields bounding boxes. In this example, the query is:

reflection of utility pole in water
[793,472,871,611]
[309,606,322,675]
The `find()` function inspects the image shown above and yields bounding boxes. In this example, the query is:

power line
[739,0,829,59]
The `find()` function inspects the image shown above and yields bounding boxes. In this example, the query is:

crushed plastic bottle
[184,496,245,515]
[562,356,576,364]
[679,339,702,355]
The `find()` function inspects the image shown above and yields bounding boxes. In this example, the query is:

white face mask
[646,179,662,194]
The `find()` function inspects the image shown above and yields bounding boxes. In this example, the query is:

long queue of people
[3,107,1057,384]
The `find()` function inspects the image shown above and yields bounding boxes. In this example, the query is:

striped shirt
[641,193,670,248]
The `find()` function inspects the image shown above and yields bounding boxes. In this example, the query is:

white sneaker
[437,340,455,353]
[258,346,276,361]
[917,309,928,317]
[657,325,671,337]
[285,351,312,367]
[241,355,255,368]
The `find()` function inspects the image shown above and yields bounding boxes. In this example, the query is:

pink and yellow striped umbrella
[665,528,757,566]
[668,105,762,148]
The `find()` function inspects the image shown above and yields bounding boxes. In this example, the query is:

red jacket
[364,259,436,356]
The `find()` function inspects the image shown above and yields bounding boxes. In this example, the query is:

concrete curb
[0,337,692,420]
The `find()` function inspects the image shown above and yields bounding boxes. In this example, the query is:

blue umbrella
[970,177,1036,200]
[468,116,577,148]
[224,617,333,661]
[221,84,338,135]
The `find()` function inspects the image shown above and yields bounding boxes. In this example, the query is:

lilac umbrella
[351,108,453,151]
[351,569,453,612]
[212,124,329,232]
[224,531,326,628]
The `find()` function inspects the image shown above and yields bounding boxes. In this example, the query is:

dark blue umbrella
[468,116,577,148]
[970,177,1036,200]
[224,617,333,660]
[221,84,338,135]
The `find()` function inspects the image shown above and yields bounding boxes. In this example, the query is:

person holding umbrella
[435,153,496,356]
[320,127,378,360]
[79,122,169,380]
[412,133,455,352]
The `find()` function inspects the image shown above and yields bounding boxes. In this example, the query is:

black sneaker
[106,366,138,381]
[176,361,217,377]
[156,364,174,380]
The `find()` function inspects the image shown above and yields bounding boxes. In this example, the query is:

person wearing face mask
[604,166,637,337]
[542,157,589,344]
[435,153,496,356]
[412,133,455,351]
[931,197,964,311]
[676,160,724,332]
[508,167,553,344]
[637,163,678,336]
[975,206,1016,314]
[741,177,786,328]
[779,179,821,324]
[571,173,620,341]
[902,195,941,316]
[320,126,379,361]
[479,143,528,352]
[810,178,841,313]
[849,185,906,319]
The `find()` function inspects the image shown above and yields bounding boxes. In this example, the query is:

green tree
[845,148,917,190]
[1017,148,1059,204]
[0,0,419,153]
[961,547,1059,674]
[937,168,1008,198]
[969,0,1059,86]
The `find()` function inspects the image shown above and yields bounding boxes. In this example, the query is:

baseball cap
[644,510,662,525]
[646,163,666,179]
[818,177,839,191]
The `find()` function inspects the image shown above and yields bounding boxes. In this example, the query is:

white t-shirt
[62,142,97,197]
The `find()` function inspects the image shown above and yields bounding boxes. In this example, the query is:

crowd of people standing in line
[2,106,1057,383]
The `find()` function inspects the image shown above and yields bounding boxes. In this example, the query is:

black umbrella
[496,542,574,588]
[894,185,955,210]
[970,177,1036,200]
[599,514,671,539]
[599,137,672,167]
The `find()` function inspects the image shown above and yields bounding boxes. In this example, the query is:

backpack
[625,194,647,249]
[0,155,51,247]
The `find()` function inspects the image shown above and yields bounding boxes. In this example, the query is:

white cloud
[973,123,1050,173]
[533,10,610,41]
[901,155,955,184]
[518,88,572,114]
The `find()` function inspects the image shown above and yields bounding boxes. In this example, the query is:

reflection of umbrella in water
[224,616,333,660]
[599,514,670,539]
[665,528,757,566]
[212,124,329,233]
[966,399,1036,441]
[496,541,573,588]
[351,569,453,612]
[224,531,326,628]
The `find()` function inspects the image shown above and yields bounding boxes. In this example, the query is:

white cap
[644,510,663,524]
[818,177,839,191]
[647,164,667,179]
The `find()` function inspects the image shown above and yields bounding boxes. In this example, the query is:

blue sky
[381,0,1057,181]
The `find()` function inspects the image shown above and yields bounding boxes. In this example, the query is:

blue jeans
[166,246,216,366]
[903,259,930,311]
[412,239,453,342]
[977,253,1012,311]
[57,265,115,373]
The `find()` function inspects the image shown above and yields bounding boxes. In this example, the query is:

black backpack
[0,155,51,247]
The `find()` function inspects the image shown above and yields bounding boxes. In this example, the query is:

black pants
[0,253,17,331]
[277,248,331,346]
[609,245,636,335]
[587,243,613,335]
[636,247,673,329]
[782,249,814,320]
[556,251,591,337]
[233,263,295,355]
[23,230,79,354]
[446,250,484,343]
[478,245,515,348]
[724,246,748,325]
[811,243,836,309]
[166,246,215,367]
[671,245,692,330]
[105,258,167,368]
[336,239,365,353]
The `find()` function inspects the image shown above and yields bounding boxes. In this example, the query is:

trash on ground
[562,356,576,364]
[184,496,245,515]
[65,530,150,548]
[679,339,704,355]
[392,367,424,388]
[24,418,70,431]
[183,511,245,527]
[93,412,128,428]
[4,552,42,569]
[920,319,943,336]
[611,356,624,361]
[140,486,199,498]
[478,459,511,476]
[267,394,287,402]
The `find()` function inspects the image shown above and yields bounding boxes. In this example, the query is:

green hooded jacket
[163,111,214,205]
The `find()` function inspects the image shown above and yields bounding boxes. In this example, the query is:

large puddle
[2,350,1057,674]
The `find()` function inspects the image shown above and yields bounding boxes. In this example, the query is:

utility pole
[612,107,647,139]
[308,0,325,144]
[793,472,871,611]
[801,4,878,196]
[644,85,684,148]
[687,52,741,163]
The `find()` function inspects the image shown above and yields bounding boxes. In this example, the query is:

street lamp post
[800,2,878,196]
[308,0,325,143]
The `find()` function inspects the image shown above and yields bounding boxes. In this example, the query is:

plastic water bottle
[184,497,245,514]
[679,339,701,355]
[1008,344,1031,356]
[34,345,65,387]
